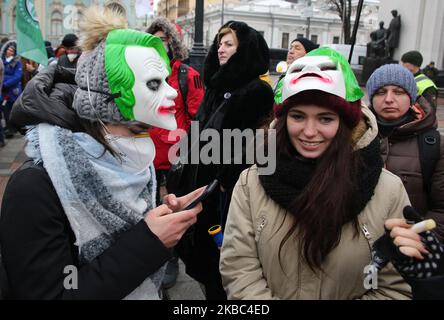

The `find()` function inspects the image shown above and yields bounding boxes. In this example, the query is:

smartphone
[184,180,219,210]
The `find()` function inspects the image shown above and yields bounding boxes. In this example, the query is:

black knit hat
[62,33,79,48]
[401,50,423,67]
[291,37,319,53]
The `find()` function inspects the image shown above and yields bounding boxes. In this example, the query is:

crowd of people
[0,5,442,300]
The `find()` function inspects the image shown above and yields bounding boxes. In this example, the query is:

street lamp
[302,1,313,39]
[221,0,225,26]
[189,0,206,74]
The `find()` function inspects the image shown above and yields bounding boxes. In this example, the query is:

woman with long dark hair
[220,47,412,299]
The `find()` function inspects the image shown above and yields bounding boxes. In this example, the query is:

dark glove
[371,206,444,280]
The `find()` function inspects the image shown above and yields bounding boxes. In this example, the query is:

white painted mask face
[282,56,346,101]
[125,46,178,130]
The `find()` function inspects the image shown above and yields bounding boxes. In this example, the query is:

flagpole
[348,0,364,63]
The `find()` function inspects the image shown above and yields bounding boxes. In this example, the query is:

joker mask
[125,46,178,130]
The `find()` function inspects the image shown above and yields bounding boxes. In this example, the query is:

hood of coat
[352,104,379,151]
[11,64,82,131]
[204,21,270,91]
[391,97,437,137]
[1,40,19,63]
[146,17,188,61]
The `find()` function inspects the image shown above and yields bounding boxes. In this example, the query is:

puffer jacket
[376,97,444,240]
[10,64,82,132]
[1,40,22,102]
[220,106,412,300]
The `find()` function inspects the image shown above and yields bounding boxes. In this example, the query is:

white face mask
[283,56,346,101]
[124,46,178,130]
[105,134,155,174]
[5,56,13,63]
[67,53,78,62]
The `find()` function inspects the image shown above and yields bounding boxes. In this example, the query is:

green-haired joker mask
[105,29,178,130]
[280,47,363,103]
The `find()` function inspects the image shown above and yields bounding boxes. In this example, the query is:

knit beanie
[73,41,125,123]
[401,50,423,67]
[366,64,417,104]
[292,37,319,54]
[62,33,79,48]
[73,28,170,124]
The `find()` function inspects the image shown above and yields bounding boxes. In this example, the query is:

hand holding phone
[184,180,219,210]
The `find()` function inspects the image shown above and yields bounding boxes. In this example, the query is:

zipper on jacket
[257,216,266,233]
[360,224,372,240]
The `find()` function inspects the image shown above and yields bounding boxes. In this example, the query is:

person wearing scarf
[219,47,412,299]
[366,64,444,240]
[0,7,203,300]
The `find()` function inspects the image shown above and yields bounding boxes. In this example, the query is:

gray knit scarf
[25,123,165,300]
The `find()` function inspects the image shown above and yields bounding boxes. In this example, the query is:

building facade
[156,0,240,22]
[176,0,379,50]
[0,0,151,46]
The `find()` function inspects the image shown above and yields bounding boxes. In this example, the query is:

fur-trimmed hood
[146,17,187,61]
[204,21,269,91]
[1,40,19,61]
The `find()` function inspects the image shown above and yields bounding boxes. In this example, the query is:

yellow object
[259,72,272,86]
[424,219,437,230]
[208,225,222,235]
[134,133,150,138]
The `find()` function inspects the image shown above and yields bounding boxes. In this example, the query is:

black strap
[79,87,122,103]
[178,63,191,119]
[418,128,441,193]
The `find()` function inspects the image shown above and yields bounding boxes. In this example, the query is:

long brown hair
[80,119,117,158]
[275,91,362,272]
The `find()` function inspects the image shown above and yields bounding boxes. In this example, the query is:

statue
[367,31,386,59]
[374,21,387,53]
[387,10,401,59]
[362,29,389,84]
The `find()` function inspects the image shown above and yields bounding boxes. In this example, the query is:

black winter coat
[0,66,171,299]
[176,21,274,287]
[0,162,170,299]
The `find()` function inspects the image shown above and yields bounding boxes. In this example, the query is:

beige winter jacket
[220,106,412,300]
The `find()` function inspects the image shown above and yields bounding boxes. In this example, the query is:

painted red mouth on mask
[291,72,332,85]
[158,106,176,115]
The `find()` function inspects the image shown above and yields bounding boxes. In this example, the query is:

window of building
[310,34,318,44]
[333,36,340,44]
[297,33,304,39]
[282,32,289,49]
[51,11,63,38]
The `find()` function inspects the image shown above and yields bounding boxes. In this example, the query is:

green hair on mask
[104,29,171,120]
[306,47,364,102]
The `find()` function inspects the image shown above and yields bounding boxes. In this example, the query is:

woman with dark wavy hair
[220,47,412,299]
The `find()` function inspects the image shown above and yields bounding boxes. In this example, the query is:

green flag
[16,0,48,66]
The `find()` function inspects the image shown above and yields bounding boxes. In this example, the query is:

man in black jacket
[57,33,81,69]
